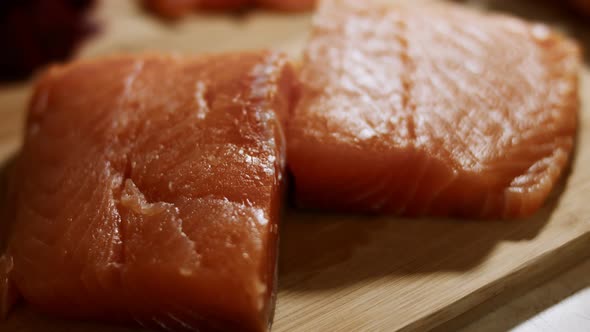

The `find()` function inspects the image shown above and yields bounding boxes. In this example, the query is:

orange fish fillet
[287,0,580,219]
[1,51,294,331]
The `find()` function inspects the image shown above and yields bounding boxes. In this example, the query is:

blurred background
[0,0,587,83]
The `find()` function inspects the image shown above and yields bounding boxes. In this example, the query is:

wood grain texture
[0,0,589,331]
[459,259,590,332]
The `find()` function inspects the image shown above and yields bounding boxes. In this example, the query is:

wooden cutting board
[1,0,589,331]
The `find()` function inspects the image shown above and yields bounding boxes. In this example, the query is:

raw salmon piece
[1,51,294,331]
[288,0,580,219]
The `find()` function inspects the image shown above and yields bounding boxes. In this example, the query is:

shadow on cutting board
[278,179,568,291]
[0,309,141,332]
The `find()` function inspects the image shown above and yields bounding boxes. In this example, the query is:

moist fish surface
[0,51,295,332]
[287,0,580,219]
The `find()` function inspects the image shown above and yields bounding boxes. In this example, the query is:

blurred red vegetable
[571,0,590,14]
[143,0,316,18]
[0,0,96,81]
[257,0,316,12]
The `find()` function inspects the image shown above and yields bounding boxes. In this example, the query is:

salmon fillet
[288,0,580,219]
[1,51,294,331]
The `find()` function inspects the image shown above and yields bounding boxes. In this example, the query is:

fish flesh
[287,0,580,219]
[143,0,315,18]
[1,51,295,331]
